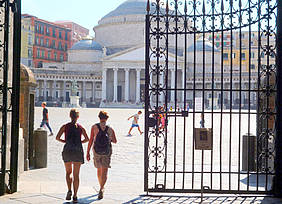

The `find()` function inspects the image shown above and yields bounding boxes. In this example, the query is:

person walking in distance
[40,102,54,136]
[87,111,117,200]
[127,111,143,136]
[56,109,89,203]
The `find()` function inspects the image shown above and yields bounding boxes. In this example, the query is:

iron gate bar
[256,0,261,192]
[144,0,150,192]
[238,0,243,192]
[182,0,187,190]
[0,0,10,196]
[274,0,282,197]
[219,0,224,191]
[211,0,215,191]
[10,0,21,193]
[164,0,169,190]
[192,0,196,190]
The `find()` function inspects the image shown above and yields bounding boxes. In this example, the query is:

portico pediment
[103,45,180,63]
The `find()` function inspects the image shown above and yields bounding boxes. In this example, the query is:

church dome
[187,38,220,52]
[70,39,103,51]
[102,0,147,19]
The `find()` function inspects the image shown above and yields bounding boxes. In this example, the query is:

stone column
[63,81,66,102]
[102,69,107,101]
[83,81,86,102]
[92,82,95,103]
[170,69,175,103]
[136,69,141,103]
[43,80,47,101]
[53,80,57,100]
[113,68,118,102]
[124,68,130,102]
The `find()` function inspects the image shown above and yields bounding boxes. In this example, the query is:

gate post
[274,0,282,197]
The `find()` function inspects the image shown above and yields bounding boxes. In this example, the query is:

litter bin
[34,128,47,168]
[242,133,256,171]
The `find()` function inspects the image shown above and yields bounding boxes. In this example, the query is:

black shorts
[62,150,84,164]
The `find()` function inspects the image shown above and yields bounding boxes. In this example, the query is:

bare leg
[97,168,103,187]
[128,127,133,135]
[100,167,108,190]
[64,162,72,191]
[73,162,82,198]
[138,126,143,134]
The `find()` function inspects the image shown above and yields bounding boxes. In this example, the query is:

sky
[22,0,127,36]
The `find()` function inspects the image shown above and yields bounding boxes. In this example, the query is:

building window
[223,53,228,60]
[28,60,32,67]
[28,49,32,57]
[58,41,62,50]
[40,25,44,34]
[261,52,265,58]
[40,38,44,46]
[41,50,45,58]
[54,52,57,60]
[28,34,32,45]
[48,51,51,60]
[46,27,50,36]
[59,31,62,39]
[53,28,56,37]
[232,53,236,59]
[36,36,39,45]
[52,40,56,48]
[60,54,64,62]
[241,53,246,60]
[65,44,68,51]
[251,64,255,70]
[37,48,40,57]
[46,39,49,47]
[65,32,68,40]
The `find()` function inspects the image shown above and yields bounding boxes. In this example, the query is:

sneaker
[49,133,54,136]
[65,190,72,200]
[73,196,78,203]
[127,134,132,137]
[98,188,104,200]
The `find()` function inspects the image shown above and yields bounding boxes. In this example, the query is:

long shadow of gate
[123,194,282,204]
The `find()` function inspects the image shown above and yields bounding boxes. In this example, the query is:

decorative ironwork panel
[0,0,21,195]
[145,0,277,194]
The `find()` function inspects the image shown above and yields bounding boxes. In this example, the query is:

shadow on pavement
[63,194,99,204]
[123,194,282,204]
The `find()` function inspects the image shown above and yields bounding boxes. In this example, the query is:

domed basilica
[32,0,258,109]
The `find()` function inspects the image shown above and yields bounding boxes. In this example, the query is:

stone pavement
[1,108,282,203]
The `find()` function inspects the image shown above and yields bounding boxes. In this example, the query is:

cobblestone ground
[1,107,282,203]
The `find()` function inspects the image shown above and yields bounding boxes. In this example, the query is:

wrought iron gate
[0,0,21,195]
[145,0,277,194]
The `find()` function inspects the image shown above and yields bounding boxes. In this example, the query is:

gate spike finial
[221,0,224,12]
[184,0,187,14]
[166,0,169,14]
[202,0,205,14]
[147,0,150,13]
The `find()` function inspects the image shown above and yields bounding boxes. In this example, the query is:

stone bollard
[34,128,47,168]
[242,133,256,171]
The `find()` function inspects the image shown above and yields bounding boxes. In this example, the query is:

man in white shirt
[127,111,143,136]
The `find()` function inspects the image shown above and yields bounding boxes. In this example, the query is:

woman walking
[56,109,89,203]
[87,111,117,200]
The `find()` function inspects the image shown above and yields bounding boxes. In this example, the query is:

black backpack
[94,124,111,155]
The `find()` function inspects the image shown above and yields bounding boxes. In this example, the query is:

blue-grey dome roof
[71,39,103,51]
[187,39,219,52]
[102,0,147,19]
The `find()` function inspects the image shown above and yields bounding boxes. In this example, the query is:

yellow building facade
[21,17,34,67]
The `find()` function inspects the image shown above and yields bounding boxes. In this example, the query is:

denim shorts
[132,124,139,128]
